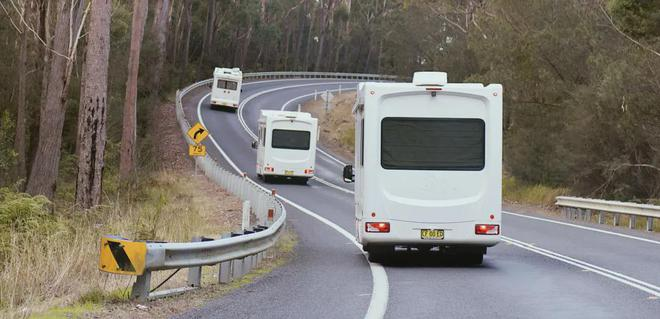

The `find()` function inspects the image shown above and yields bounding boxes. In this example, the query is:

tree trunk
[294,4,305,70]
[239,26,253,68]
[200,0,216,65]
[119,0,148,182]
[75,0,112,209]
[26,0,84,199]
[15,1,29,182]
[303,0,316,71]
[181,0,192,77]
[151,0,170,95]
[314,0,333,72]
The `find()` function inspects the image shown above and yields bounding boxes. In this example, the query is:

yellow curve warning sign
[189,144,207,156]
[99,236,146,275]
[187,122,209,144]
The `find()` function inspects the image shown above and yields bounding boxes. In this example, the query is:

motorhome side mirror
[343,165,354,183]
[251,141,258,149]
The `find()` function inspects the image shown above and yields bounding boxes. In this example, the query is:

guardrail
[100,71,398,302]
[241,71,399,81]
[556,196,660,231]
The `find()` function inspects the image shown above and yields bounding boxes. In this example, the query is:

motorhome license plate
[284,170,294,176]
[421,229,444,240]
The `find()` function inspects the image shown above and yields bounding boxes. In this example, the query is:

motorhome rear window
[272,129,310,150]
[381,118,485,170]
[217,80,238,90]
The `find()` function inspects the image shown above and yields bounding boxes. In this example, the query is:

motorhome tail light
[475,224,500,235]
[365,222,390,233]
[265,166,274,172]
[304,169,314,174]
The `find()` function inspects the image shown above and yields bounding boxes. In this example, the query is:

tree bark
[26,0,84,199]
[200,0,216,64]
[119,0,148,182]
[181,0,192,74]
[151,0,170,95]
[75,0,111,209]
[303,0,316,70]
[15,1,29,181]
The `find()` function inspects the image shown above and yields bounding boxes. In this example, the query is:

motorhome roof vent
[412,72,447,86]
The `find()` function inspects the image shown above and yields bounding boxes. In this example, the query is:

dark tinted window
[216,80,238,90]
[272,129,310,150]
[381,118,485,170]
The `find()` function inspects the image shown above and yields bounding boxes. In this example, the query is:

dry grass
[502,176,569,207]
[0,171,242,318]
[302,92,356,161]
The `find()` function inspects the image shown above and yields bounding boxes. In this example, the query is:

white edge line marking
[503,211,660,246]
[195,86,389,319]
[237,81,357,193]
[501,236,660,297]
[242,84,660,245]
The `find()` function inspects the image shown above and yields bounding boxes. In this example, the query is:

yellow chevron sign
[99,236,146,275]
[187,122,209,144]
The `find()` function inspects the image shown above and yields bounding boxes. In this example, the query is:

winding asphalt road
[175,78,660,319]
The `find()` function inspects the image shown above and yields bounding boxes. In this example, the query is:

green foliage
[503,176,569,207]
[0,188,54,261]
[607,0,660,38]
[0,111,16,186]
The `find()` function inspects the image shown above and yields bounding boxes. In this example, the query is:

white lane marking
[195,86,389,319]
[312,176,354,194]
[277,196,388,319]
[235,84,660,252]
[279,88,356,167]
[198,93,243,173]
[238,81,359,140]
[503,211,660,246]
[236,81,357,192]
[502,236,660,297]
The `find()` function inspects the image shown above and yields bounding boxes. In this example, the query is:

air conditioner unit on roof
[412,72,448,86]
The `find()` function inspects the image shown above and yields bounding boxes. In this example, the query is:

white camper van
[211,67,242,109]
[252,110,318,184]
[343,72,502,264]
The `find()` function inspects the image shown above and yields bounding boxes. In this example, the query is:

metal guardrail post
[647,217,654,232]
[187,237,203,288]
[613,213,620,226]
[629,215,637,229]
[597,211,604,224]
[131,271,151,302]
[242,200,251,231]
[232,258,244,278]
[218,233,232,284]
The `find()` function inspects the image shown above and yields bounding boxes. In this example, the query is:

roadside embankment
[1,99,295,319]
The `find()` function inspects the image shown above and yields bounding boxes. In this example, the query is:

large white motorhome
[343,71,502,264]
[253,110,318,184]
[211,67,242,109]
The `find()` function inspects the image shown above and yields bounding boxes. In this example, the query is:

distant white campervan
[211,67,242,109]
[252,110,318,184]
[343,71,503,264]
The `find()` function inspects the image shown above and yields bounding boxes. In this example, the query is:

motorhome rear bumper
[358,219,500,247]
[210,99,238,108]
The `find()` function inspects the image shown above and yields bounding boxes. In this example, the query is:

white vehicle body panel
[256,111,318,178]
[353,73,502,248]
[211,67,242,108]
